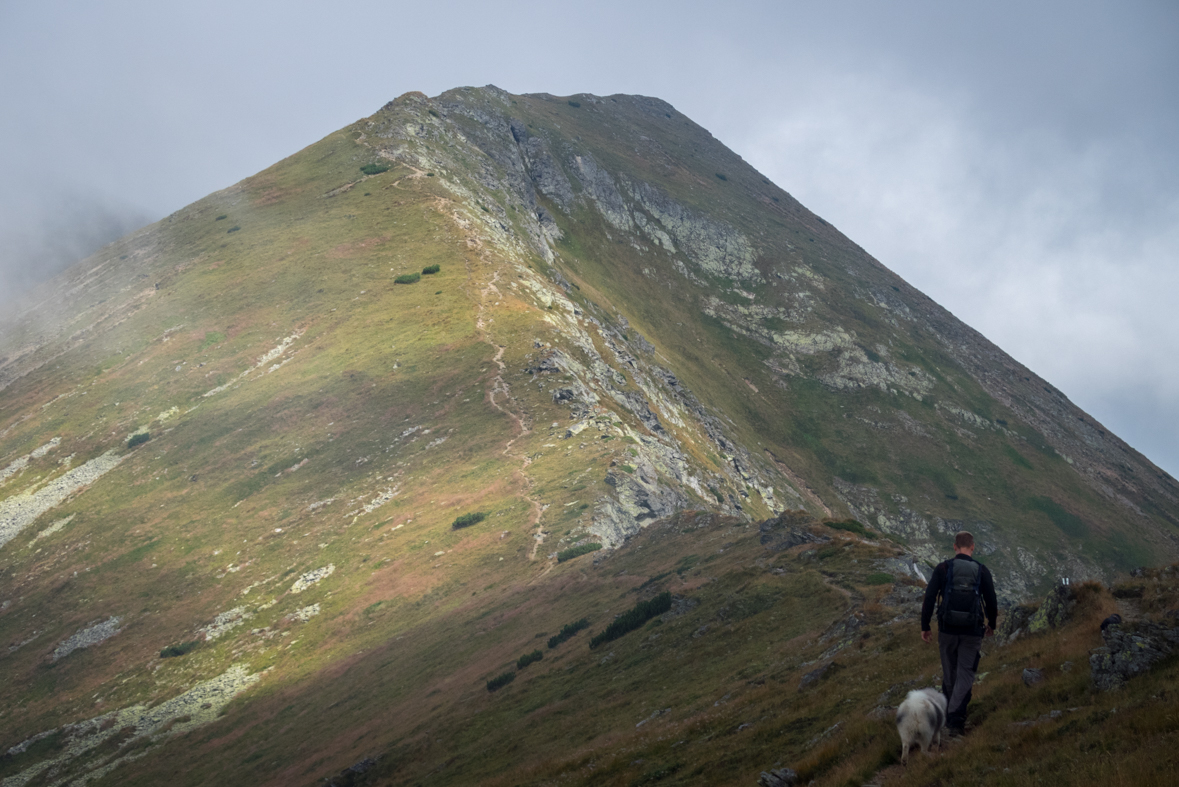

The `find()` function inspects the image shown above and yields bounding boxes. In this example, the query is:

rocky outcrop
[593,460,690,547]
[0,450,124,550]
[758,510,827,553]
[1026,585,1077,633]
[2,665,260,786]
[52,616,123,661]
[1090,619,1179,690]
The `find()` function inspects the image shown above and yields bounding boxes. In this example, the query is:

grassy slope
[69,512,1179,787]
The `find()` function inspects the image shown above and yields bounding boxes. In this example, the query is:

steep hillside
[1,86,1177,786]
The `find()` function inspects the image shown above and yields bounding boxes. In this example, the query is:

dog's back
[895,688,947,763]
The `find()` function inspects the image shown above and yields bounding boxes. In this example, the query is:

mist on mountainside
[0,192,153,305]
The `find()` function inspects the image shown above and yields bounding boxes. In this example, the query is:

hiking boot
[945,724,965,738]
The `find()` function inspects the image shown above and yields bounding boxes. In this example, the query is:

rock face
[1090,619,1179,690]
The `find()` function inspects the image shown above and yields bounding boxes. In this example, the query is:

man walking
[921,531,998,735]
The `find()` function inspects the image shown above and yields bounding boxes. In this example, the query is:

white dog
[896,688,948,764]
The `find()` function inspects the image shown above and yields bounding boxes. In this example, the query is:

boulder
[798,661,835,691]
[758,767,799,786]
[996,602,1035,643]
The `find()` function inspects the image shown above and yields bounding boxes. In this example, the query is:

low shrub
[568,100,581,108]
[826,518,869,536]
[557,543,602,562]
[714,173,727,181]
[864,572,894,585]
[451,511,487,530]
[394,273,421,285]
[226,226,241,233]
[590,592,672,649]
[127,432,150,449]
[548,618,589,649]
[486,671,515,692]
[160,640,199,658]
[516,650,543,670]
[360,163,390,176]
[214,214,227,221]
[421,264,440,275]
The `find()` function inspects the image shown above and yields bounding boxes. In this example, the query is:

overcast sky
[1,0,1176,477]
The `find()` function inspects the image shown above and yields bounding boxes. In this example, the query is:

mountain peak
[1,86,1177,785]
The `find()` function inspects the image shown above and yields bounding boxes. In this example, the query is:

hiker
[920,531,998,735]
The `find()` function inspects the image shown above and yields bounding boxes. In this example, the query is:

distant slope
[0,86,1177,786]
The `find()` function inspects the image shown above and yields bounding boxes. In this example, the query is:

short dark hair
[954,531,974,550]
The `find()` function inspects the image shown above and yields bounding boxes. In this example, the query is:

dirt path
[360,130,550,562]
[468,259,547,562]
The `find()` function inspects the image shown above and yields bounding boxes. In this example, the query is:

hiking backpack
[937,558,984,630]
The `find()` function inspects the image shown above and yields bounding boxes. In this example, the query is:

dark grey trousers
[938,632,983,726]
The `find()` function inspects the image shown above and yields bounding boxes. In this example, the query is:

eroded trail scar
[470,266,546,561]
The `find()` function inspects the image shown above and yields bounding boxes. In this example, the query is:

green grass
[1028,495,1088,538]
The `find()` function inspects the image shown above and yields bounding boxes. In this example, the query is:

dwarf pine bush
[589,592,672,648]
[486,671,515,692]
[394,273,421,285]
[557,543,602,562]
[548,618,589,649]
[451,511,487,529]
[127,432,150,449]
[160,640,199,658]
[422,264,441,275]
[360,163,390,176]
[516,650,543,669]
[826,519,869,536]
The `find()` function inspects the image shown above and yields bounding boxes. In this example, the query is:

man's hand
[985,625,995,638]
[921,630,932,643]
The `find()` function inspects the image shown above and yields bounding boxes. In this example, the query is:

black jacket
[921,554,998,635]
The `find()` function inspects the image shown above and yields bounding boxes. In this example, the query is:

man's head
[954,531,975,555]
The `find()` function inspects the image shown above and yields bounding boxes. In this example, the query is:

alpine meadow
[2,86,1178,786]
